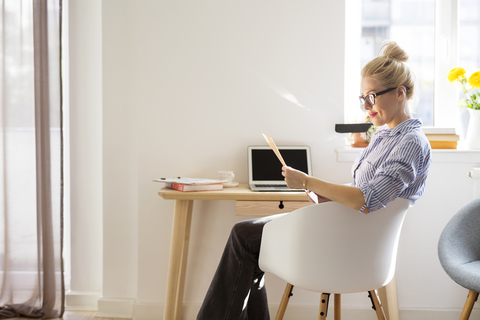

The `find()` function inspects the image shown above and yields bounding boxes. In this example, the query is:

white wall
[68,0,480,319]
[133,0,347,315]
[66,0,103,309]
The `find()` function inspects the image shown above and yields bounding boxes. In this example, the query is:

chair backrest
[438,198,480,292]
[259,197,410,294]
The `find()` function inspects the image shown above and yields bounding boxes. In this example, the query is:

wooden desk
[158,184,399,320]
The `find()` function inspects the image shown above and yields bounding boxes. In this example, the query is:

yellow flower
[447,67,466,82]
[448,67,480,110]
[468,71,480,89]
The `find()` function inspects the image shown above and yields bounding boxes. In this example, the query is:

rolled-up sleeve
[357,139,423,212]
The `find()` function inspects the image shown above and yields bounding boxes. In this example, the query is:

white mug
[218,171,235,183]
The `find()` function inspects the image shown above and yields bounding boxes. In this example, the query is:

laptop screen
[248,146,312,184]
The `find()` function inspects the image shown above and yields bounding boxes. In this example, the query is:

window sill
[336,146,480,163]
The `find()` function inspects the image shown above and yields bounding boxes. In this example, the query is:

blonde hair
[361,41,416,101]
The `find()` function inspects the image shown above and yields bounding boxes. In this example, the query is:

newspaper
[262,133,318,203]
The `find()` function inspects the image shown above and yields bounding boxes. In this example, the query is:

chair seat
[259,198,410,294]
[438,198,480,320]
[447,260,480,293]
[259,198,411,320]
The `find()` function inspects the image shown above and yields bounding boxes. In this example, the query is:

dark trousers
[197,214,285,320]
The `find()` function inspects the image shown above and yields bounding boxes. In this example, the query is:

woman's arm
[282,166,369,213]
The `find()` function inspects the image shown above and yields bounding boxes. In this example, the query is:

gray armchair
[438,198,480,320]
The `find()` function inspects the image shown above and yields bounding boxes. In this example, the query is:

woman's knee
[232,219,260,237]
[230,218,266,251]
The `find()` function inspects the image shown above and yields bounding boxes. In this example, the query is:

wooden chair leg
[377,275,400,320]
[319,293,330,320]
[460,289,479,320]
[275,283,294,320]
[334,294,341,320]
[369,290,386,320]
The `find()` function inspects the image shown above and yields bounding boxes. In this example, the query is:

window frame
[345,0,461,128]
[434,0,459,127]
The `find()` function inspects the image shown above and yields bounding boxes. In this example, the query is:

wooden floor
[61,312,98,320]
[65,311,125,320]
[12,311,121,320]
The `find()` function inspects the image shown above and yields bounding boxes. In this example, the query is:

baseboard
[97,298,136,318]
[133,302,163,320]
[131,302,480,320]
[130,303,384,320]
[65,290,101,311]
[400,307,480,320]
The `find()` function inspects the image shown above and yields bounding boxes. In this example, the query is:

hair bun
[380,41,409,63]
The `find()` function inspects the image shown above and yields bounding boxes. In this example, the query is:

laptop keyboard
[255,184,288,188]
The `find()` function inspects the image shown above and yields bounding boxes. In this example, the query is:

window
[458,0,480,71]
[346,0,480,127]
[362,0,435,125]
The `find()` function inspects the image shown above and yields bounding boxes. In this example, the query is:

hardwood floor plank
[63,311,98,320]
[11,311,98,320]
[11,310,134,320]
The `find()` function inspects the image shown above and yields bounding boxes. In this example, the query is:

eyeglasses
[359,87,396,106]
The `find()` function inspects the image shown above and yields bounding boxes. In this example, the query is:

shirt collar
[376,118,423,138]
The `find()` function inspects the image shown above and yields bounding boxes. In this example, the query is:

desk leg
[377,275,400,320]
[164,200,194,320]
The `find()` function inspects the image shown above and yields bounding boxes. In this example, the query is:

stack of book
[422,127,460,149]
[153,177,224,192]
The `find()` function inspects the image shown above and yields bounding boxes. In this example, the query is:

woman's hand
[282,166,309,190]
[283,166,367,212]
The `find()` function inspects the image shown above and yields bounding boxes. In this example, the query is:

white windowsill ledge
[336,146,480,163]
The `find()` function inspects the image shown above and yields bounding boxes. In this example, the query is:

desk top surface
[158,183,310,201]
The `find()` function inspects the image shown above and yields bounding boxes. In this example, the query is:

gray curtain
[0,0,64,318]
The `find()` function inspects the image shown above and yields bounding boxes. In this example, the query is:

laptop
[248,145,312,191]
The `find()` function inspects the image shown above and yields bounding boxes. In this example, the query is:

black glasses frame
[359,87,396,106]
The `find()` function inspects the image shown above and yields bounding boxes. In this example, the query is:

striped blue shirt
[352,118,431,213]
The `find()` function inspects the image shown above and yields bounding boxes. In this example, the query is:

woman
[197,41,431,320]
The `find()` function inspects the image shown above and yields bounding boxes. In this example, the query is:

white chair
[259,197,411,320]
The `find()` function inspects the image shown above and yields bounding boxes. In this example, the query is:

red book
[167,182,223,192]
